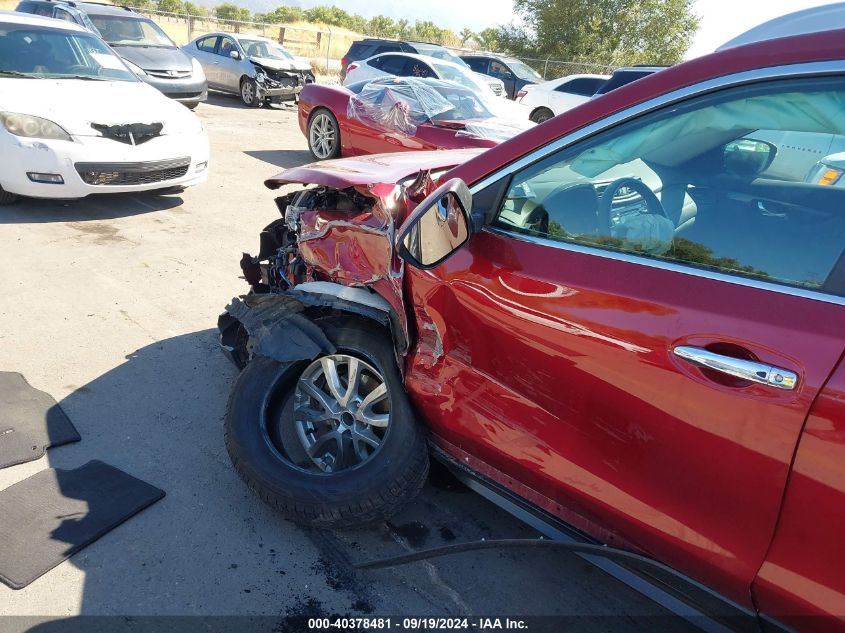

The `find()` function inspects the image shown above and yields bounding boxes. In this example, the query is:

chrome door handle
[673,346,797,390]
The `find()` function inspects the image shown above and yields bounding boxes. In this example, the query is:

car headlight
[191,56,206,81]
[0,112,73,141]
[122,59,147,77]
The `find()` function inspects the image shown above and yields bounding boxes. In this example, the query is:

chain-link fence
[138,10,615,82]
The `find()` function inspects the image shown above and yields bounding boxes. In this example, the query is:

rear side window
[463,57,489,74]
[596,70,652,94]
[374,44,401,55]
[196,36,218,53]
[17,1,53,16]
[402,58,433,78]
[374,54,406,75]
[559,77,604,96]
[494,77,845,295]
[347,42,374,60]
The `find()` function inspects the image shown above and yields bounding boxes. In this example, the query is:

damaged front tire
[224,318,429,528]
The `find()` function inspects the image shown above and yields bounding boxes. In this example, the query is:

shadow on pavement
[0,192,184,224]
[203,93,297,112]
[5,330,695,631]
[243,149,312,169]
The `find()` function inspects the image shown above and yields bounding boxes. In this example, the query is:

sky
[314,0,840,59]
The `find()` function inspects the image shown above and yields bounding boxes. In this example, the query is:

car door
[403,74,845,607]
[192,35,220,87]
[216,36,243,92]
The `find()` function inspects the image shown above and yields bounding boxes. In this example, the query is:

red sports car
[223,26,845,633]
[298,76,533,160]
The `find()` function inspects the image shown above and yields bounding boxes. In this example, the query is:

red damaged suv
[219,27,845,631]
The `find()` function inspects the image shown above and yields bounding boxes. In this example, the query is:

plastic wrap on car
[347,77,459,137]
[455,118,537,142]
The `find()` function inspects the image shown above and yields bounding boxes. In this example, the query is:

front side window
[0,23,137,81]
[217,37,237,57]
[494,78,845,294]
[405,59,433,79]
[89,15,175,48]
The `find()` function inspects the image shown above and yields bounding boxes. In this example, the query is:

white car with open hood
[0,11,209,205]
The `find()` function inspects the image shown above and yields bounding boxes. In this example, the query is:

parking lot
[0,94,696,630]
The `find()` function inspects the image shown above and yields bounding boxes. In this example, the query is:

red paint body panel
[261,29,845,627]
[446,28,845,188]
[297,83,507,159]
[403,231,845,607]
[265,149,482,190]
[751,359,845,631]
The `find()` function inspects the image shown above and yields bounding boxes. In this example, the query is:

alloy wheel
[309,113,337,159]
[241,80,255,105]
[288,354,390,473]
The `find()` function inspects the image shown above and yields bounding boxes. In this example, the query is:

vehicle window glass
[216,37,237,57]
[508,59,542,81]
[559,77,603,96]
[377,55,406,75]
[489,60,510,78]
[402,58,433,78]
[595,70,653,95]
[53,8,78,23]
[0,23,137,81]
[493,78,845,294]
[196,36,218,53]
[464,57,488,74]
[27,3,54,16]
[89,15,175,47]
[376,44,401,54]
[429,60,477,91]
[239,38,292,60]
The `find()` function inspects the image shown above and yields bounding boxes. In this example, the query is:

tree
[257,5,304,23]
[497,0,699,66]
[366,15,396,37]
[395,19,410,38]
[121,0,152,9]
[156,0,185,13]
[475,27,499,51]
[409,20,443,43]
[459,28,475,46]
[214,2,251,24]
[184,2,207,16]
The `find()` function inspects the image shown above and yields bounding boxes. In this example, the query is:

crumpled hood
[114,45,193,72]
[265,148,484,189]
[0,78,201,136]
[249,56,311,72]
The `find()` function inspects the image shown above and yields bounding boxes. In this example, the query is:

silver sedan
[182,32,314,107]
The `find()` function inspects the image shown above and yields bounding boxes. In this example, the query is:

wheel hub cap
[292,354,390,473]
[309,114,336,159]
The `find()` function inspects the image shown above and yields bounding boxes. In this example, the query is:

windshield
[415,45,469,67]
[508,60,542,81]
[239,38,293,61]
[89,15,175,48]
[0,23,137,81]
[431,60,479,92]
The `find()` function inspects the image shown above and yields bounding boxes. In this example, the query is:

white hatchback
[0,11,209,205]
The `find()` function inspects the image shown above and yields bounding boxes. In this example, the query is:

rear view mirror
[230,50,241,60]
[398,178,472,269]
[723,138,777,176]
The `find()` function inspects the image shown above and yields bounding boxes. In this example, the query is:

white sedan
[344,52,506,100]
[516,73,609,123]
[0,11,209,205]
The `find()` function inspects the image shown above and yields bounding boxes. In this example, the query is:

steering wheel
[598,177,668,233]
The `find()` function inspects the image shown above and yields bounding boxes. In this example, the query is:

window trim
[471,60,845,308]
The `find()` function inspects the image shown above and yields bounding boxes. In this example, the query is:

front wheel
[0,185,18,206]
[307,109,341,160]
[240,77,260,107]
[224,318,429,528]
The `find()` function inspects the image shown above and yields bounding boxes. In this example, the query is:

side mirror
[397,178,472,269]
[504,71,514,81]
[230,50,241,60]
[723,138,777,176]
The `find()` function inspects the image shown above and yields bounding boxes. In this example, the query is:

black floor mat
[0,460,165,589]
[0,372,80,469]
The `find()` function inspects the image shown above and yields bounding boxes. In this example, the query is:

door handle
[672,346,797,390]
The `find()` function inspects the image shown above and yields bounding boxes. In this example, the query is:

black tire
[240,77,260,108]
[183,101,199,110]
[225,318,429,528]
[0,185,18,206]
[530,107,554,124]
[307,108,341,160]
